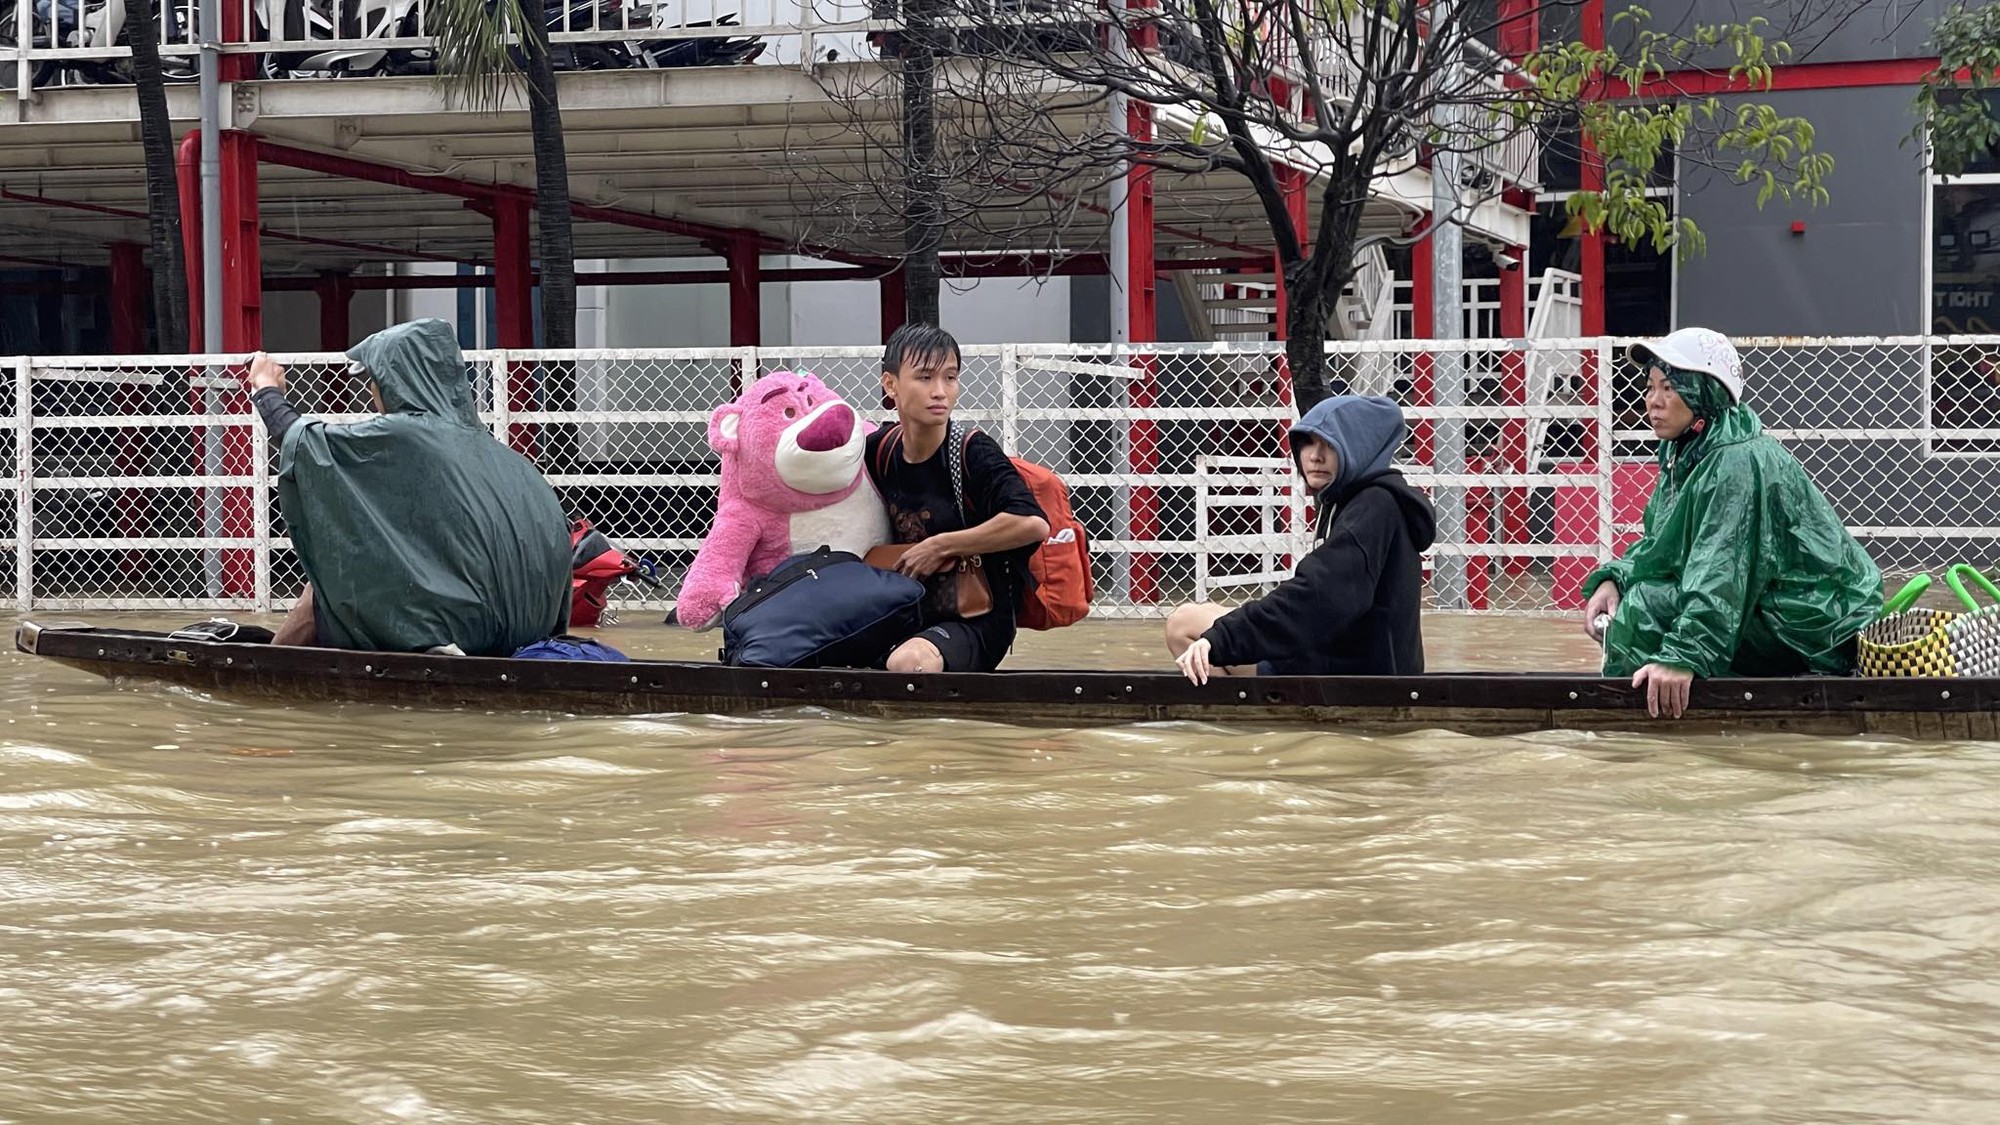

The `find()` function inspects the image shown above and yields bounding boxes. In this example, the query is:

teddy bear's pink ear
[708,402,745,455]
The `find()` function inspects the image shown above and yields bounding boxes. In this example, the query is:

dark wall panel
[1675,85,1928,337]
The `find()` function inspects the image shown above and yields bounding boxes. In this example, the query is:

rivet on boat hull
[1568,691,1578,700]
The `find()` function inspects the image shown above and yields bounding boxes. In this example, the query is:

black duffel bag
[719,546,925,669]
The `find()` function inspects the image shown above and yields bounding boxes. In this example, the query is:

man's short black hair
[883,323,961,375]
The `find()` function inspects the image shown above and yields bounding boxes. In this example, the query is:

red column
[109,242,148,353]
[1496,0,1538,58]
[727,236,761,348]
[1124,98,1161,604]
[173,130,264,351]
[1579,0,1607,466]
[219,131,262,351]
[1271,163,1308,402]
[175,132,203,348]
[1498,251,1530,576]
[492,197,536,456]
[316,272,352,351]
[218,130,261,598]
[880,269,906,341]
[1410,226,1435,468]
[175,131,263,595]
[493,198,534,349]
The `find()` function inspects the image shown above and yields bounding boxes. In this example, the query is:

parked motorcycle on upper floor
[251,0,762,79]
[0,0,196,91]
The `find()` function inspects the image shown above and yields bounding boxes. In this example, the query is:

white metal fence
[8,337,2000,618]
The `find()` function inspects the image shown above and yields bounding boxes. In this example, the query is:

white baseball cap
[1630,327,1745,403]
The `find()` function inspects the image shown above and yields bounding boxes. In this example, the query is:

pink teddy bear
[673,371,891,631]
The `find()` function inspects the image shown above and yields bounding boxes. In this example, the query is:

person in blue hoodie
[1166,395,1438,683]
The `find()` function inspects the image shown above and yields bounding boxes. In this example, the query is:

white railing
[1290,13,1540,192]
[2,0,869,95]
[1525,268,1583,467]
[1390,277,1503,341]
[7,337,2000,618]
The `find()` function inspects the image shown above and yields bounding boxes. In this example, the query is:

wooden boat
[14,621,2000,737]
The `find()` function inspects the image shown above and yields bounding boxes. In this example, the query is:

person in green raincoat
[243,319,571,656]
[1581,327,1882,719]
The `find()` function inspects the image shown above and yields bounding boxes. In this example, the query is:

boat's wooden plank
[14,623,2000,734]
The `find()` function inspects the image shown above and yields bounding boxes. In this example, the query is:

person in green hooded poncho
[1581,328,1882,719]
[244,319,571,656]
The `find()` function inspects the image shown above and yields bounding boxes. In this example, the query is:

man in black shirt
[865,325,1048,672]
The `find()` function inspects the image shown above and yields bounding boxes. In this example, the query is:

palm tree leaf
[428,0,535,112]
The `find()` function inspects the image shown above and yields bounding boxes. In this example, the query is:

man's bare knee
[1165,602,1227,656]
[886,638,944,674]
[273,584,318,647]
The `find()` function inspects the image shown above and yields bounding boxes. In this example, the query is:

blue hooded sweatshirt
[1201,395,1438,675]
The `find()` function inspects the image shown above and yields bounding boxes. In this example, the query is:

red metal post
[1579,0,1607,466]
[316,272,352,351]
[218,130,261,598]
[1124,97,1161,604]
[1271,163,1309,402]
[175,130,265,351]
[176,132,203,348]
[109,242,147,353]
[1496,0,1538,58]
[492,197,536,456]
[880,269,906,341]
[177,131,263,594]
[1498,250,1530,576]
[219,132,263,351]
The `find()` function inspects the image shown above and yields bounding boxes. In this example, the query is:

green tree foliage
[1912,2,2000,178]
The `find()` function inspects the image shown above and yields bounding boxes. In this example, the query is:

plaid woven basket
[1860,566,2000,678]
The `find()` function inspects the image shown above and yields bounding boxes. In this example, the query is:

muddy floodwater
[4,613,1999,1123]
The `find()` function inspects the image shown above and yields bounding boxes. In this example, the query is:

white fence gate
[8,337,2000,617]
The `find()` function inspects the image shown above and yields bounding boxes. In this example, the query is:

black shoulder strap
[873,423,903,477]
[948,422,987,524]
[946,420,968,523]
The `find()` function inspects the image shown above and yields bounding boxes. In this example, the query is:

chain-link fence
[12,337,2000,617]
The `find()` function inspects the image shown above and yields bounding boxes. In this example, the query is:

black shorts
[904,618,1018,672]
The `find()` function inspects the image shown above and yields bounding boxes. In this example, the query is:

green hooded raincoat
[277,319,571,656]
[1583,398,1882,679]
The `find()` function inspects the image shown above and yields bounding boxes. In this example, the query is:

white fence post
[1594,340,1615,566]
[999,344,1020,454]
[250,409,271,613]
[490,350,510,445]
[14,356,29,613]
[10,0,29,106]
[1193,455,1210,603]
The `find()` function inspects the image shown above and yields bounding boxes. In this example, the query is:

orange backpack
[1009,456,1093,630]
[874,423,1093,630]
